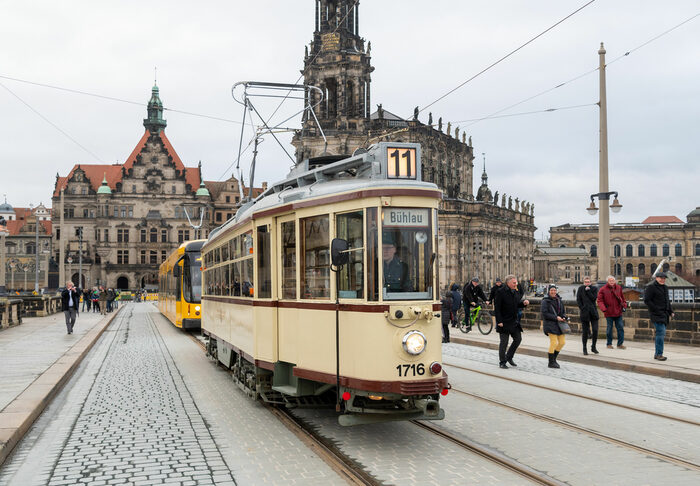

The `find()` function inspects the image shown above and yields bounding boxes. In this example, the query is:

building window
[696,243,700,256]
[625,263,633,276]
[225,195,230,203]
[64,208,74,218]
[178,229,190,243]
[26,243,36,255]
[81,187,87,195]
[662,243,669,257]
[114,207,118,218]
[171,186,176,194]
[117,250,129,264]
[614,263,621,276]
[625,244,633,257]
[590,245,597,257]
[613,245,621,257]
[128,207,133,218]
[140,250,146,264]
[675,243,682,256]
[675,263,682,274]
[94,229,99,242]
[83,208,89,218]
[117,229,129,243]
[161,229,167,243]
[638,244,645,257]
[150,228,158,243]
[638,263,645,276]
[150,250,157,265]
[104,229,109,242]
[564,266,571,279]
[161,250,167,262]
[121,206,126,218]
[132,185,136,193]
[650,244,657,257]
[651,263,657,274]
[216,212,222,222]
[140,229,146,242]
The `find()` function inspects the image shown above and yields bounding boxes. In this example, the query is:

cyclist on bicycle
[463,277,489,331]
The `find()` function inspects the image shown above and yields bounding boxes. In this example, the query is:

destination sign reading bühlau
[384,208,429,227]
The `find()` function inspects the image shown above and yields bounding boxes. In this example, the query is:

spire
[143,84,167,134]
[476,153,492,202]
[97,173,112,195]
[481,153,488,184]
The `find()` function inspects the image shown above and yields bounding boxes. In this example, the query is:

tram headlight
[195,306,200,311]
[402,330,426,355]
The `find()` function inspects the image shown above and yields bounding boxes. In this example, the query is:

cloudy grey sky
[1,0,698,237]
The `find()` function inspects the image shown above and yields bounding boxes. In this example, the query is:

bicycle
[457,303,494,335]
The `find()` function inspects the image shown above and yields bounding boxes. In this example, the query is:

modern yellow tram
[201,142,448,425]
[158,240,205,330]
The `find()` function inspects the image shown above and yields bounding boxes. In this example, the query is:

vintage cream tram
[201,142,448,425]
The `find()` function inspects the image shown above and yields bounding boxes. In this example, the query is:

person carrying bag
[541,285,568,369]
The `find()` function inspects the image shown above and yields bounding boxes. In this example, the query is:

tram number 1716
[396,363,425,377]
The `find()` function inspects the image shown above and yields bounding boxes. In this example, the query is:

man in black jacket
[61,281,80,334]
[576,276,600,355]
[494,275,529,368]
[488,278,503,303]
[644,272,674,361]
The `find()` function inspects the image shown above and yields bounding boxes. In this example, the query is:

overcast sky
[1,0,698,238]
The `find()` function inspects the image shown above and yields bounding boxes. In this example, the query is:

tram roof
[206,143,441,245]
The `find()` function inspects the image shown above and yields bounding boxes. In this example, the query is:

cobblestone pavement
[443,342,700,407]
[0,303,346,486]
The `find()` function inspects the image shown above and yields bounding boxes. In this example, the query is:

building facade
[549,208,700,285]
[51,85,214,290]
[291,0,536,287]
[0,203,54,291]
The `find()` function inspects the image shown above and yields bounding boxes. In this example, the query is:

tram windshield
[182,252,202,303]
[381,208,433,300]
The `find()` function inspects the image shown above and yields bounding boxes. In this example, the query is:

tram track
[411,420,565,486]
[444,360,700,426]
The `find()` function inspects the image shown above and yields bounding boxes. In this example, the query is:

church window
[650,244,657,256]
[662,243,669,256]
[675,243,682,256]
[150,228,158,243]
[625,244,633,257]
[346,81,355,116]
[638,244,645,256]
[590,245,597,257]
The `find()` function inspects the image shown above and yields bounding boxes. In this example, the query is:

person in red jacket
[597,275,628,349]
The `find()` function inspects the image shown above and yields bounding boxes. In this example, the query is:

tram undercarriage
[205,333,444,426]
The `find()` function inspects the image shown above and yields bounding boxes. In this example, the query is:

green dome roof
[97,174,112,195]
[195,182,210,197]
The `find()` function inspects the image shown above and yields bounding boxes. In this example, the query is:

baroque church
[292,0,536,287]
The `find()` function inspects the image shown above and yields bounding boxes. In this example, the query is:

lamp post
[34,208,40,293]
[0,216,8,295]
[77,227,83,289]
[67,256,73,286]
[586,43,622,283]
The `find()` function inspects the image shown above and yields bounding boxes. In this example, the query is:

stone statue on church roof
[502,193,507,207]
[377,104,384,119]
[468,136,472,147]
[446,122,451,136]
[462,132,466,143]
[531,203,535,216]
[367,41,371,55]
[515,198,520,212]
[493,191,499,205]
[438,117,443,131]
[508,196,512,210]
[455,126,460,139]
[413,106,419,121]
[428,112,433,125]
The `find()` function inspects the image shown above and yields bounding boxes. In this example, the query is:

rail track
[444,362,700,472]
[444,360,700,426]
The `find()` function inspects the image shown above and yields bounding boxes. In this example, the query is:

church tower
[292,0,374,161]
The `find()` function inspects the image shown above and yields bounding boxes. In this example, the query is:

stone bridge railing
[519,298,700,346]
[0,298,23,330]
[20,295,62,318]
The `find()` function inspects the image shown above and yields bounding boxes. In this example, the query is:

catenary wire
[0,80,105,162]
[415,0,596,117]
[454,103,596,123]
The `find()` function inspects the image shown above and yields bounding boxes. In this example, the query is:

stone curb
[450,335,700,384]
[0,306,123,467]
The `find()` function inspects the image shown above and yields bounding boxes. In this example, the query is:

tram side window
[367,207,378,301]
[281,221,296,299]
[336,211,364,299]
[233,261,241,296]
[301,215,330,299]
[257,225,272,298]
[221,243,229,262]
[243,258,254,297]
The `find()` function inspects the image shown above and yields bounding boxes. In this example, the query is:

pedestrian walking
[597,275,627,349]
[107,288,115,312]
[440,288,453,343]
[82,288,92,312]
[98,286,108,315]
[576,276,600,355]
[488,278,503,303]
[61,281,80,334]
[541,285,567,368]
[643,272,674,361]
[494,275,529,368]
[449,283,461,329]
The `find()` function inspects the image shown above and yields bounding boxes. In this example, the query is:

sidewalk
[0,306,122,465]
[449,325,700,383]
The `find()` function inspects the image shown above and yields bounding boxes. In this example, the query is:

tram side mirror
[331,238,349,267]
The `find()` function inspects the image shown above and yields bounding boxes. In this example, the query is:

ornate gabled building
[292,0,536,287]
[51,85,214,290]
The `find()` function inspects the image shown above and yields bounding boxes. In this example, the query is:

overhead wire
[0,80,105,162]
[415,0,596,117]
